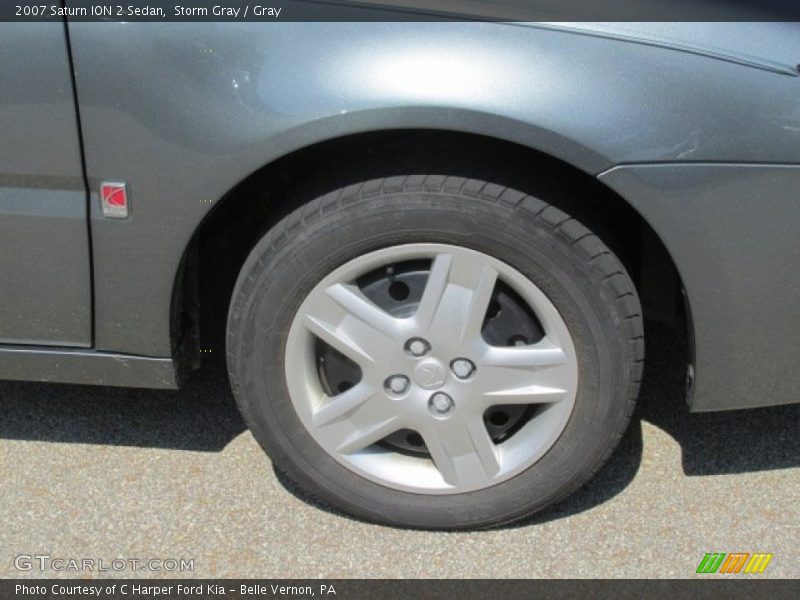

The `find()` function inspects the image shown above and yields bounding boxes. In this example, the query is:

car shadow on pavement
[0,358,246,452]
[0,321,798,528]
[639,321,800,477]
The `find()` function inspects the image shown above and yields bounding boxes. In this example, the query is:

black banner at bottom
[3,579,799,600]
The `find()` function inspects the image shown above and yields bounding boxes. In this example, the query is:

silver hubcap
[284,244,578,494]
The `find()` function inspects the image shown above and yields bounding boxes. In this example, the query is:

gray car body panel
[599,164,800,411]
[0,346,176,388]
[2,21,799,408]
[0,23,92,347]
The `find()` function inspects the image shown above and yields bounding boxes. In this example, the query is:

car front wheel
[227,175,643,529]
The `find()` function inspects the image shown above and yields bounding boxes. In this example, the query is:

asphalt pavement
[1,323,798,578]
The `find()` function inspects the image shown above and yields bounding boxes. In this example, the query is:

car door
[0,22,91,347]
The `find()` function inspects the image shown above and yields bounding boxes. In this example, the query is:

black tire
[227,175,643,529]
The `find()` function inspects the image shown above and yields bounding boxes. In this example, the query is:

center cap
[413,358,447,390]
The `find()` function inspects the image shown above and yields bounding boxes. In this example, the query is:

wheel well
[175,129,689,381]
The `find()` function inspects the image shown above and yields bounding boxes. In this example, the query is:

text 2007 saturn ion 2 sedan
[2,18,799,529]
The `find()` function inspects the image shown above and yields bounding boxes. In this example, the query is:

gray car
[1,18,799,529]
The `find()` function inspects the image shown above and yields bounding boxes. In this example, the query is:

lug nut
[429,392,455,416]
[385,375,410,395]
[405,337,431,357]
[509,334,528,347]
[451,358,476,380]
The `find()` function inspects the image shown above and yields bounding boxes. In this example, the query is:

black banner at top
[3,0,800,22]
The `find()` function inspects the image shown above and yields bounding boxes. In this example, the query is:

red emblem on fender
[101,182,129,218]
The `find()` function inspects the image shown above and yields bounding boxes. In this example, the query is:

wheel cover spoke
[302,283,400,368]
[482,340,567,368]
[477,340,573,407]
[423,415,501,487]
[312,382,378,427]
[314,391,402,454]
[415,252,498,343]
